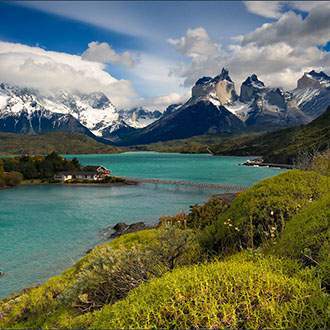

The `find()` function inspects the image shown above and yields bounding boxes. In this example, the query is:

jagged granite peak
[297,70,330,89]
[307,70,330,82]
[293,70,330,118]
[191,68,238,105]
[240,74,265,103]
[81,92,114,109]
[195,77,213,86]
[213,67,233,83]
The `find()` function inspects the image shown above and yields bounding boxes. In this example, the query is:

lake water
[0,152,284,298]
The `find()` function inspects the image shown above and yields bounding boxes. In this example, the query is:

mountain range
[0,69,329,146]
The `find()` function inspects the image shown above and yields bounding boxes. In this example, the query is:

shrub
[88,257,329,329]
[60,226,201,313]
[158,195,230,230]
[158,212,188,228]
[310,149,330,176]
[200,170,329,255]
[272,193,330,289]
[188,195,230,229]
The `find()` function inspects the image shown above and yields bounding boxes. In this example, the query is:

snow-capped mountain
[118,68,329,145]
[292,70,330,119]
[0,83,161,140]
[118,107,162,128]
[0,69,328,145]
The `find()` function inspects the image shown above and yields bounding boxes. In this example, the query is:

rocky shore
[101,222,156,239]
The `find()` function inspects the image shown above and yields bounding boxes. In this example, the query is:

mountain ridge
[0,69,329,146]
[117,68,328,145]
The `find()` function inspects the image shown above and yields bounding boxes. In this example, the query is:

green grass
[200,170,330,255]
[272,193,330,288]
[83,257,328,329]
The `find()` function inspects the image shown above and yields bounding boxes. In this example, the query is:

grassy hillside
[136,131,263,154]
[0,132,121,155]
[1,167,329,328]
[211,107,330,163]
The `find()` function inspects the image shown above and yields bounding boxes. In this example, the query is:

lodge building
[54,165,111,182]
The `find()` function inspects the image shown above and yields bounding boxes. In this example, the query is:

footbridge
[125,177,247,192]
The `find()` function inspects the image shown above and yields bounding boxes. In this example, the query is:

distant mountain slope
[0,83,161,141]
[119,68,329,146]
[0,132,121,155]
[119,100,244,145]
[212,107,330,164]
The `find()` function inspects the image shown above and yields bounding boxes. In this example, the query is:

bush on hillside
[200,170,330,255]
[272,193,330,290]
[188,195,230,229]
[158,212,188,228]
[84,258,329,329]
[158,196,230,229]
[310,149,330,176]
[61,226,201,313]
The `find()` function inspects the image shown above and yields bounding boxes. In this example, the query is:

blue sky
[0,1,329,109]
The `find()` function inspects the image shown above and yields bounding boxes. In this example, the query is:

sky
[0,1,329,110]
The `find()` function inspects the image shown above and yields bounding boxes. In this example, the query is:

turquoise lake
[0,152,284,298]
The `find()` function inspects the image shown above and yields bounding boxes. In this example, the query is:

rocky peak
[297,70,330,89]
[213,67,232,83]
[240,74,265,103]
[191,68,238,105]
[264,88,287,109]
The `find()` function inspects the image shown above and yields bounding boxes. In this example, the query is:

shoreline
[1,177,139,190]
[242,159,293,169]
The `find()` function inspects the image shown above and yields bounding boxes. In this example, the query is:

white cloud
[242,5,330,48]
[167,27,227,87]
[0,41,137,108]
[168,27,220,60]
[168,5,330,91]
[244,1,326,19]
[137,92,189,111]
[82,41,137,67]
[244,1,283,19]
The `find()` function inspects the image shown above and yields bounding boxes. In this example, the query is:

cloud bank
[0,41,137,108]
[168,3,330,90]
